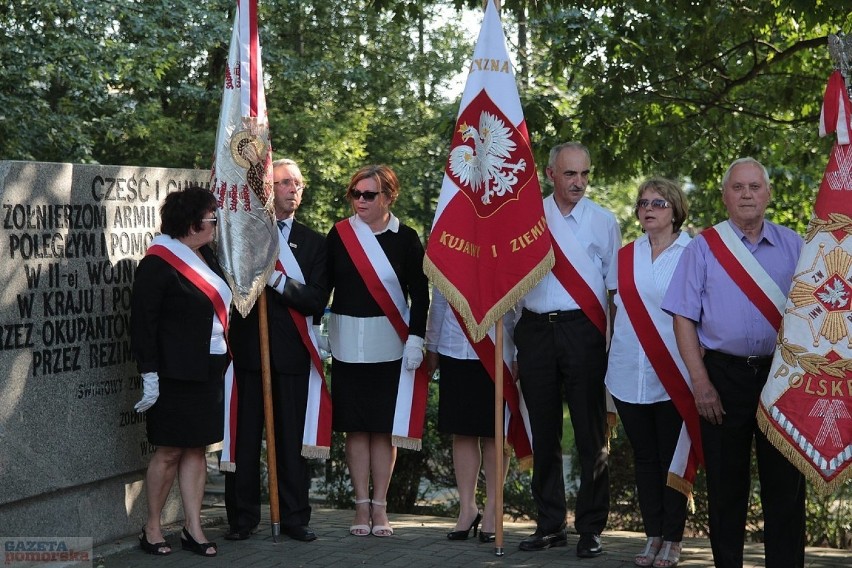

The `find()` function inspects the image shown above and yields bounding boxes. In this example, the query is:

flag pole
[494,315,505,556]
[257,289,282,541]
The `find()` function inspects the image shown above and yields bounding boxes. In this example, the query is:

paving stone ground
[94,504,852,568]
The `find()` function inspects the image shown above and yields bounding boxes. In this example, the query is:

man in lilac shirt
[661,157,805,568]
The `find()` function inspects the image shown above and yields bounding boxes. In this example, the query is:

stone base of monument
[1,470,186,545]
[0,161,212,545]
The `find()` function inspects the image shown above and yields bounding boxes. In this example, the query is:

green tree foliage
[516,0,851,230]
[258,0,471,236]
[0,0,232,166]
[4,0,852,546]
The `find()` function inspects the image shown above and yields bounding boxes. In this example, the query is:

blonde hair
[635,177,688,232]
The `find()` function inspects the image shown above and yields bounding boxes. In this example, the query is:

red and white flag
[211,0,278,471]
[423,0,553,343]
[211,0,278,318]
[759,64,852,492]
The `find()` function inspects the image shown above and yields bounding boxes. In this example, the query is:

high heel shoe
[349,498,371,537]
[180,527,217,557]
[447,511,482,540]
[370,500,394,537]
[139,527,171,555]
[478,531,495,543]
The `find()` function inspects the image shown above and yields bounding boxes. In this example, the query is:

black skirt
[331,358,402,433]
[146,354,227,448]
[437,355,496,438]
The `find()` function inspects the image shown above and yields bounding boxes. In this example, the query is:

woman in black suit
[131,187,231,557]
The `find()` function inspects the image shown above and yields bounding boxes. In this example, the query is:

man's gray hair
[548,142,591,169]
[272,158,304,184]
[720,157,770,192]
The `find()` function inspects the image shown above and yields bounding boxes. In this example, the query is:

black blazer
[131,244,227,381]
[229,220,330,373]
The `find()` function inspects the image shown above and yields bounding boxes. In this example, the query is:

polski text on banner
[211,0,278,318]
[758,34,852,492]
[423,0,552,342]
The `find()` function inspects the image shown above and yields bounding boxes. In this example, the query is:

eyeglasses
[201,217,218,226]
[635,198,670,210]
[274,178,304,190]
[349,190,381,202]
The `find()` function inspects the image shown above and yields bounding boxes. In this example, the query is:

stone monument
[0,161,211,545]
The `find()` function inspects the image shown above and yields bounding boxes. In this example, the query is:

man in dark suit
[224,158,330,542]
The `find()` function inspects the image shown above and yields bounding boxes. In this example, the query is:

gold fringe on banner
[757,406,852,494]
[423,250,555,343]
[605,411,619,453]
[666,472,693,499]
[301,445,330,460]
[516,455,534,471]
[502,440,533,471]
[392,435,422,452]
[225,261,277,319]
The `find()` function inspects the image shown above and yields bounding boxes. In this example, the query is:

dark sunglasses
[635,198,670,210]
[349,190,381,202]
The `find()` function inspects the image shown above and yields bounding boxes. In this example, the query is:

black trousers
[702,351,806,568]
[224,367,312,531]
[515,310,610,535]
[613,397,687,541]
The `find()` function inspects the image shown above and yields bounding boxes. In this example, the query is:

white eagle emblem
[817,277,849,309]
[449,111,527,205]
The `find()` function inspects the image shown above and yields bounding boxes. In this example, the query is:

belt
[704,349,772,368]
[522,308,585,323]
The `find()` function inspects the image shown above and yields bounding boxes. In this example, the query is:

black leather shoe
[478,531,495,543]
[518,526,568,551]
[576,533,602,558]
[223,527,253,541]
[284,525,317,542]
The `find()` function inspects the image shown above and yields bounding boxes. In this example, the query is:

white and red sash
[618,242,703,496]
[544,196,608,336]
[144,235,238,470]
[702,221,786,331]
[336,216,430,450]
[448,306,533,467]
[274,228,332,459]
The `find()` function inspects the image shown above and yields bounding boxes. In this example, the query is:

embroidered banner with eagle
[423,0,552,343]
[758,36,852,492]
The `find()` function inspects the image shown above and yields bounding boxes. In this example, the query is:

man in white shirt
[515,142,619,558]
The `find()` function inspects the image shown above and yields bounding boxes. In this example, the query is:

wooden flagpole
[489,0,505,555]
[257,289,282,541]
[493,315,505,556]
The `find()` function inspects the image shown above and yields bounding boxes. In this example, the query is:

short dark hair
[159,186,217,238]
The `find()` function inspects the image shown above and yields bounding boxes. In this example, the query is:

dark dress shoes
[224,527,253,541]
[284,525,317,542]
[518,525,568,551]
[576,532,603,558]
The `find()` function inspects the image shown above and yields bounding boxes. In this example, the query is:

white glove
[312,324,330,353]
[267,270,286,294]
[403,335,424,371]
[134,372,160,412]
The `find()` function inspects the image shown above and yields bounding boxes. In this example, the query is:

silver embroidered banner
[211,0,277,317]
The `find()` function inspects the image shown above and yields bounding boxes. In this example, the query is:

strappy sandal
[653,540,682,568]
[139,527,171,555]
[349,498,371,536]
[634,536,661,567]
[180,527,217,557]
[370,500,394,537]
